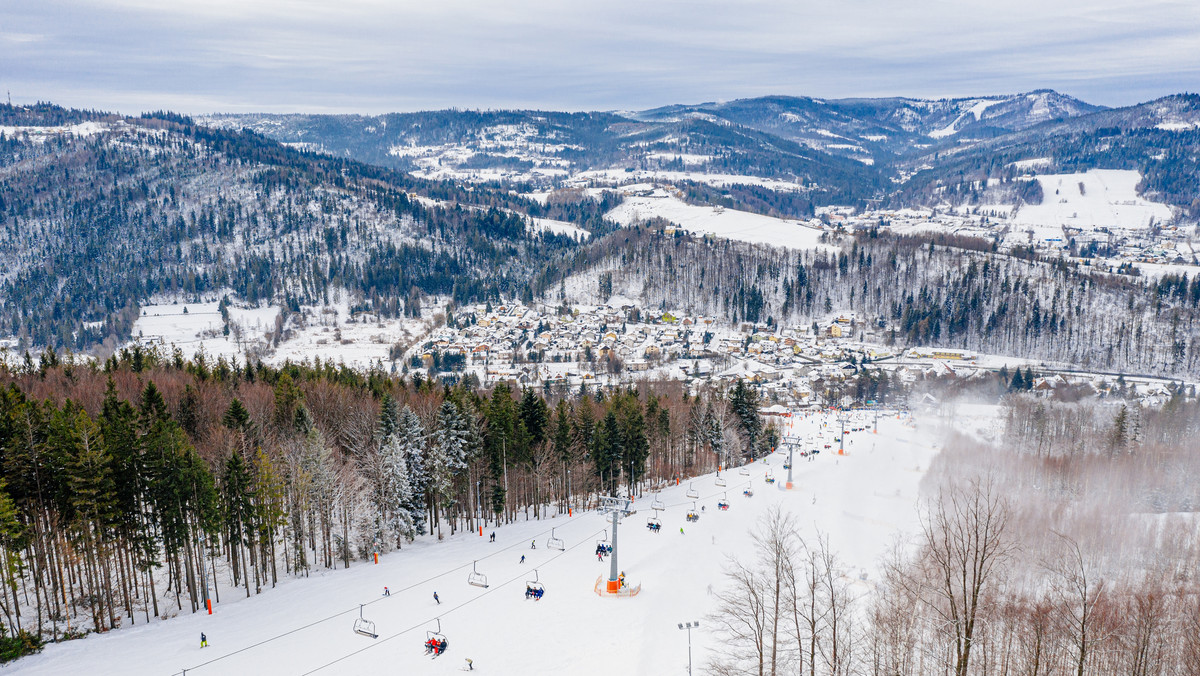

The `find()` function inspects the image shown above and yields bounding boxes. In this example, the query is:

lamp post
[677,620,699,676]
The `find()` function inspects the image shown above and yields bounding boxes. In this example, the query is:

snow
[928,98,1003,138]
[1156,121,1199,131]
[607,190,832,251]
[529,217,591,240]
[0,121,110,141]
[9,410,946,676]
[1013,169,1174,230]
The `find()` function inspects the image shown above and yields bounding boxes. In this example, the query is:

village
[402,299,1191,410]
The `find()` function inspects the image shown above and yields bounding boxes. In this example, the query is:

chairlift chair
[765,472,776,485]
[425,618,448,656]
[546,527,565,551]
[597,529,611,554]
[714,472,727,487]
[467,560,489,588]
[525,569,545,600]
[686,501,700,522]
[353,604,378,639]
[718,492,729,511]
[738,466,750,476]
[744,482,754,498]
[686,483,699,499]
[651,495,665,511]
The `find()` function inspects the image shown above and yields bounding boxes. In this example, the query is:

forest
[564,227,1200,378]
[0,346,791,660]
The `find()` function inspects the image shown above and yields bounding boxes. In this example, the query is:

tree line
[0,346,779,659]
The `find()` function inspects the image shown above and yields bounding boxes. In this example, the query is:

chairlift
[597,529,611,554]
[353,604,378,639]
[718,492,729,511]
[424,618,448,657]
[467,560,489,588]
[647,508,663,532]
[714,472,727,487]
[651,495,665,511]
[686,483,699,499]
[546,527,565,551]
[744,482,754,498]
[525,569,545,600]
[686,501,700,522]
[765,472,776,485]
[738,466,750,476]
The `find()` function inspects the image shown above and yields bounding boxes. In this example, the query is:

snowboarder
[383,586,390,596]
[433,591,440,604]
[200,632,208,648]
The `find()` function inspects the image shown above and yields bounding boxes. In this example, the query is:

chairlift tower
[598,495,634,593]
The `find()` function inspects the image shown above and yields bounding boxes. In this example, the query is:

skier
[520,554,526,564]
[597,550,603,562]
[490,532,496,542]
[200,632,208,648]
[530,540,536,549]
[383,586,390,596]
[433,591,440,604]
[465,658,474,670]
[679,526,685,535]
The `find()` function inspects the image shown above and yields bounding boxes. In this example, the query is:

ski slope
[607,189,831,251]
[9,411,941,676]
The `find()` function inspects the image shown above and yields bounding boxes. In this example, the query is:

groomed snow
[10,411,945,676]
[607,190,831,251]
[1013,169,1174,230]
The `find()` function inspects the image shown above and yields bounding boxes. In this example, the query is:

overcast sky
[3,0,1199,114]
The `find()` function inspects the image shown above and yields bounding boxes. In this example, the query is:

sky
[2,0,1199,115]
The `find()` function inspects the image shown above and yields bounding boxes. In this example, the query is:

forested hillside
[558,228,1200,378]
[0,348,795,649]
[0,105,599,352]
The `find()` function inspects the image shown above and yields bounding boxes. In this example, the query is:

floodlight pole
[678,620,699,676]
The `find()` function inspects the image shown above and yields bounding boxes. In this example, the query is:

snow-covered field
[1012,169,1174,231]
[9,410,947,676]
[131,295,428,370]
[607,189,831,251]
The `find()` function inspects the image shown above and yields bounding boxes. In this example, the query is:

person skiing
[520,554,526,564]
[680,527,685,534]
[597,550,603,562]
[433,591,440,604]
[530,540,536,549]
[200,632,207,648]
[383,586,390,596]
[489,532,495,542]
[465,658,474,670]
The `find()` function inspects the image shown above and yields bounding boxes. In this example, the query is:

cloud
[2,0,1198,113]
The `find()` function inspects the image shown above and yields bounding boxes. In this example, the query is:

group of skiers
[525,585,545,600]
[424,636,448,656]
[595,542,612,560]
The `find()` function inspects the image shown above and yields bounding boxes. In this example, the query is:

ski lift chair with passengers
[468,560,489,588]
[718,493,729,511]
[686,501,700,522]
[425,618,448,657]
[647,508,663,532]
[597,529,611,554]
[525,569,545,600]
